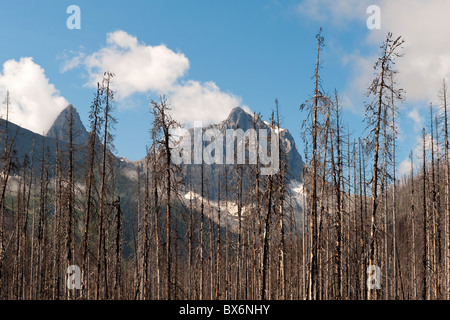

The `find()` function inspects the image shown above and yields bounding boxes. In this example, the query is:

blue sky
[0,0,449,176]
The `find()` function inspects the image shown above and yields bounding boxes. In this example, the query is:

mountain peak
[46,104,90,145]
[228,106,247,116]
[222,106,255,130]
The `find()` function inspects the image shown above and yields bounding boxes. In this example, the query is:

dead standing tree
[64,106,75,300]
[422,128,428,300]
[300,27,327,300]
[364,33,404,300]
[150,96,182,300]
[82,82,102,298]
[275,100,287,300]
[438,79,450,299]
[96,71,117,300]
[0,91,17,299]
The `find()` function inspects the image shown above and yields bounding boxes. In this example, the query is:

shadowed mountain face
[0,104,305,254]
[222,107,304,182]
[0,117,64,166]
[3,105,305,197]
[0,105,91,169]
[0,104,136,174]
[46,104,90,146]
[43,105,305,183]
[182,107,304,196]
[177,106,306,230]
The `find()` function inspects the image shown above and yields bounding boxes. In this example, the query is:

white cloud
[170,81,243,125]
[297,0,450,105]
[0,57,68,134]
[60,49,86,73]
[64,30,243,124]
[398,158,411,177]
[376,0,450,103]
[296,0,450,176]
[407,108,424,129]
[412,132,439,163]
[397,131,437,178]
[343,53,377,113]
[296,0,371,26]
[65,30,190,98]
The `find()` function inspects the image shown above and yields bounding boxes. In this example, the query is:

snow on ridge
[289,180,306,196]
[263,120,286,134]
[288,179,307,209]
[183,191,241,218]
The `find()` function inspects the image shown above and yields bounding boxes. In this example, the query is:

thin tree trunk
[410,151,418,299]
[442,79,450,300]
[215,177,221,299]
[82,83,101,299]
[307,30,323,301]
[422,128,428,300]
[391,88,398,299]
[96,72,113,300]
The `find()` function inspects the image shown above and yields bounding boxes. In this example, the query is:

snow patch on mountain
[263,120,287,134]
[288,179,307,207]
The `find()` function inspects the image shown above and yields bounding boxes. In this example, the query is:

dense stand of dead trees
[1,30,450,300]
[295,31,450,300]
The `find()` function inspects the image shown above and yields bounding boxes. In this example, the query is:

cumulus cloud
[398,158,411,178]
[0,57,68,134]
[64,30,190,97]
[64,30,244,124]
[412,132,439,163]
[297,0,450,105]
[373,0,450,103]
[170,81,242,124]
[407,108,424,129]
[342,53,377,113]
[398,130,438,177]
